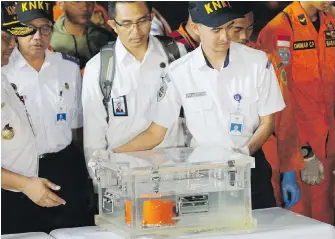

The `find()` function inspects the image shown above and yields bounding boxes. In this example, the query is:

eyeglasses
[24,24,53,36]
[114,15,152,29]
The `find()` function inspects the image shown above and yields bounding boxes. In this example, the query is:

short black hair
[108,1,153,19]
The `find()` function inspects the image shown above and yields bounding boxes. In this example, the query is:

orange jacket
[246,40,305,172]
[258,2,335,160]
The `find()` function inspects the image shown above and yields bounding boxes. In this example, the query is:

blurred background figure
[169,14,200,52]
[51,1,115,72]
[150,8,172,36]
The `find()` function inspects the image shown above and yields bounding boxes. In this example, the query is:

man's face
[1,31,16,66]
[117,103,121,109]
[63,1,95,25]
[311,1,333,11]
[194,20,234,53]
[230,12,254,45]
[17,18,52,56]
[109,2,153,48]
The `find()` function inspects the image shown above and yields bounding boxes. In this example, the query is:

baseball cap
[1,2,36,36]
[189,1,244,28]
[16,1,54,24]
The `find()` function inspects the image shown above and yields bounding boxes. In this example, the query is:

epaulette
[61,53,80,66]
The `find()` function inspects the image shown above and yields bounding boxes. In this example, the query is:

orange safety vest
[258,1,335,160]
[247,40,305,172]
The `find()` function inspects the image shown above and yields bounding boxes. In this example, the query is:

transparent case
[94,147,256,238]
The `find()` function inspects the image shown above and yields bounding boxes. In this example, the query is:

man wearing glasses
[2,1,94,232]
[112,1,286,210]
[82,1,187,184]
[1,2,67,234]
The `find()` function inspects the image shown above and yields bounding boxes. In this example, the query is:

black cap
[1,2,36,36]
[189,1,244,28]
[16,1,54,24]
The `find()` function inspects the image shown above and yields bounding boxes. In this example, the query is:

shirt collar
[115,35,156,64]
[178,22,199,50]
[192,42,234,70]
[14,47,53,69]
[290,1,325,27]
[13,47,28,69]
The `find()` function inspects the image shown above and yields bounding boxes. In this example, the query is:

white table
[50,208,335,239]
[2,232,54,239]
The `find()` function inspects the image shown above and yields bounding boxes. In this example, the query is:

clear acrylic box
[93,147,256,238]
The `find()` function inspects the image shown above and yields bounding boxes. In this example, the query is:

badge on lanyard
[229,94,244,136]
[56,90,67,125]
[112,95,128,116]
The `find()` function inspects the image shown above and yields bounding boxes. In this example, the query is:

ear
[107,19,118,34]
[191,22,200,36]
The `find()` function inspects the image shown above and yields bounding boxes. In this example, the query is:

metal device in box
[92,147,256,238]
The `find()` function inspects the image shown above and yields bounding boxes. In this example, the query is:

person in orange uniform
[229,2,305,209]
[168,14,200,52]
[258,1,335,224]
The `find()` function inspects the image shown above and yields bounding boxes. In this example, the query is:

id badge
[56,111,67,124]
[229,113,244,136]
[112,95,128,116]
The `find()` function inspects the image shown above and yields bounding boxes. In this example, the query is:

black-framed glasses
[114,14,152,29]
[23,24,53,36]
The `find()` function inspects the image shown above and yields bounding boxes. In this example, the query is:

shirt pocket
[183,96,217,134]
[228,94,259,117]
[108,93,134,128]
[60,89,76,124]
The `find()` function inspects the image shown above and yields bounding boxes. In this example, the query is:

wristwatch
[301,145,313,159]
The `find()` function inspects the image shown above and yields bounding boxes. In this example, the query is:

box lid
[99,147,255,176]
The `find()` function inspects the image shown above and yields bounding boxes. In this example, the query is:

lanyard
[12,92,36,137]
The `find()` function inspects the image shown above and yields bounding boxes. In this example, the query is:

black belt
[38,144,72,159]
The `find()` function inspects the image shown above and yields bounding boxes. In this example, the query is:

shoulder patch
[280,69,288,85]
[157,75,170,102]
[61,53,80,66]
[298,14,307,26]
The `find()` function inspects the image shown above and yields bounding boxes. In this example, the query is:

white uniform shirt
[82,36,187,176]
[150,42,285,149]
[2,48,83,154]
[1,75,38,179]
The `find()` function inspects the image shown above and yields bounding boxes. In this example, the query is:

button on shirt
[2,48,83,154]
[82,36,187,175]
[150,42,286,149]
[1,75,38,179]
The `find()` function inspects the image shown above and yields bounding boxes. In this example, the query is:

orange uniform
[258,2,335,224]
[247,40,305,207]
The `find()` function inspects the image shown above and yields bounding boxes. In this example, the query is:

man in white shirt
[2,1,94,232]
[1,2,66,234]
[113,1,286,209]
[82,1,187,182]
